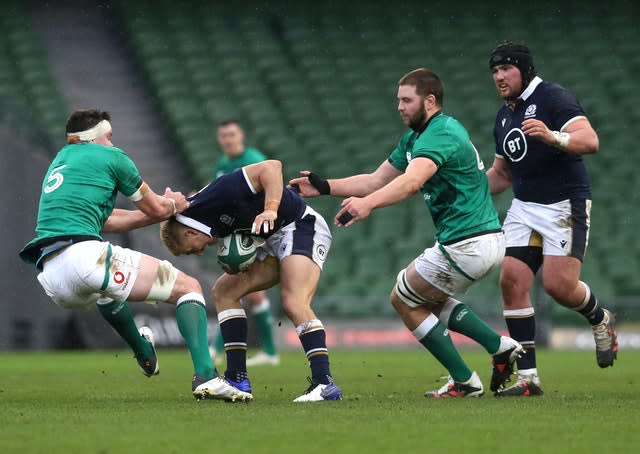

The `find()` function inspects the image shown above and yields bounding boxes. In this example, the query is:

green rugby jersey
[388,112,500,244]
[212,147,267,179]
[20,142,143,264]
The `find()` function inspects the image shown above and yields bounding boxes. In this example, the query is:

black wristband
[308,172,331,195]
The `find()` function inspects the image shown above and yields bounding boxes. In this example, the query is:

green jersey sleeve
[388,131,414,172]
[411,126,456,167]
[111,148,143,197]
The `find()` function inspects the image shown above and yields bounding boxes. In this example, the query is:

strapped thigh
[394,268,430,308]
[146,259,179,302]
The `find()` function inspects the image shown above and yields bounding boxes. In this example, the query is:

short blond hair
[159,218,185,256]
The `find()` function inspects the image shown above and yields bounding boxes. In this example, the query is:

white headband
[66,120,112,141]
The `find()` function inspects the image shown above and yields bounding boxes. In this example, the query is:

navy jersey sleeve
[548,83,587,130]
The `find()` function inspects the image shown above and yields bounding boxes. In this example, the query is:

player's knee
[211,275,244,310]
[499,270,529,296]
[180,273,202,294]
[543,276,574,302]
[211,278,226,305]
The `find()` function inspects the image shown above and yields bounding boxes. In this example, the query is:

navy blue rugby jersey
[178,168,306,238]
[493,77,592,204]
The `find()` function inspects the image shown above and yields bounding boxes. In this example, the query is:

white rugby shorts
[256,206,331,270]
[37,240,142,309]
[503,198,591,259]
[414,231,505,296]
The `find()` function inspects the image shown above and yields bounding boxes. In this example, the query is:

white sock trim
[295,319,324,336]
[176,292,205,306]
[252,299,271,314]
[217,308,247,322]
[519,368,538,376]
[439,297,463,326]
[503,307,535,317]
[574,281,591,311]
[412,314,440,341]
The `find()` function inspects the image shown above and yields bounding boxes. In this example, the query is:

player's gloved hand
[289,171,330,197]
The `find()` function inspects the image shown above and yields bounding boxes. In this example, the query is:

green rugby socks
[97,300,153,359]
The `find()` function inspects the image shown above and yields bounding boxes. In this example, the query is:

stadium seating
[0,1,67,149]
[114,0,640,303]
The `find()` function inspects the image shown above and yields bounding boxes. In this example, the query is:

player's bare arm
[335,157,436,227]
[521,117,598,155]
[244,160,283,234]
[290,160,401,198]
[486,156,512,195]
[102,208,156,233]
[103,184,189,232]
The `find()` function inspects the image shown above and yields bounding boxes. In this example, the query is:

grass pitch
[1,348,638,453]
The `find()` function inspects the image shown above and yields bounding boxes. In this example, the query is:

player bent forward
[159,159,342,402]
[210,118,279,367]
[19,109,250,402]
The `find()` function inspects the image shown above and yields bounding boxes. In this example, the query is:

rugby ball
[217,232,264,274]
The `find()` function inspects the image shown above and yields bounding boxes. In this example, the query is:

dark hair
[65,109,111,134]
[217,118,242,129]
[398,68,444,106]
[489,41,536,87]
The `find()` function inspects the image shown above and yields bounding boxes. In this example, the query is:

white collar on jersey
[175,214,212,237]
[518,76,543,101]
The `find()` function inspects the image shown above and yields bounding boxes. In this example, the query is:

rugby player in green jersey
[291,68,523,397]
[210,119,279,367]
[20,109,251,402]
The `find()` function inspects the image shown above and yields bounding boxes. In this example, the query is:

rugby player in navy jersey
[209,119,280,368]
[158,160,342,402]
[487,42,618,396]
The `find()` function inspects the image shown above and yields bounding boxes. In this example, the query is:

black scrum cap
[489,41,537,87]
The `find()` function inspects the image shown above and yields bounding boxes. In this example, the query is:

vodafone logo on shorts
[113,271,131,290]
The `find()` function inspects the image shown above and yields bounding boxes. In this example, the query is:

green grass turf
[1,348,638,453]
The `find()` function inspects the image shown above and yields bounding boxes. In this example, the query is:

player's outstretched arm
[289,160,401,198]
[103,209,157,233]
[334,157,434,227]
[103,185,189,233]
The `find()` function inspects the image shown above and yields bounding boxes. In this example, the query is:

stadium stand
[111,0,639,306]
[0,1,67,150]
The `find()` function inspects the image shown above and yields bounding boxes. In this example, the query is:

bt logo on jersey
[502,128,528,162]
